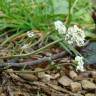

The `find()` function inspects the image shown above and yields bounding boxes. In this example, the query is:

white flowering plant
[54,20,87,71]
[54,20,86,47]
[75,56,85,72]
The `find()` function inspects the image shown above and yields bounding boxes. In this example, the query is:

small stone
[76,72,90,81]
[35,68,45,78]
[38,72,52,82]
[51,73,60,79]
[58,76,73,86]
[18,73,38,81]
[70,82,82,92]
[38,71,45,79]
[75,75,84,81]
[43,74,53,82]
[91,71,96,79]
[85,93,95,96]
[80,72,90,78]
[81,80,96,90]
[35,68,52,82]
[1,94,6,96]
[69,71,78,80]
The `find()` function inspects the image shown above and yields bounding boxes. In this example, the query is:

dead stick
[0,51,66,68]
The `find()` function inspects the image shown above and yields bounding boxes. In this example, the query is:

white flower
[54,20,66,34]
[65,25,85,47]
[27,31,35,38]
[75,56,85,72]
[54,20,85,47]
[21,44,29,49]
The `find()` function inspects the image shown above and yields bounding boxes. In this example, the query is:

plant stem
[71,0,78,14]
[68,0,72,24]
[7,68,49,73]
[1,32,23,46]
[0,38,62,59]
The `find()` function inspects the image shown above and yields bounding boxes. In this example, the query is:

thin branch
[0,51,66,68]
[0,39,62,59]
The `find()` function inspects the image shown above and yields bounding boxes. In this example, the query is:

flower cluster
[54,20,85,47]
[65,25,85,46]
[54,20,66,35]
[21,44,29,49]
[75,56,85,72]
[27,31,35,38]
[54,20,86,71]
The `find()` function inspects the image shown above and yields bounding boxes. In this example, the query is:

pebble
[35,68,45,78]
[74,72,90,81]
[91,71,96,79]
[69,71,78,80]
[70,82,82,92]
[81,80,96,90]
[58,76,73,86]
[85,93,95,96]
[35,68,53,82]
[18,73,38,81]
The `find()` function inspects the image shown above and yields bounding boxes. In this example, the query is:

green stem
[51,35,72,55]
[68,0,72,24]
[70,0,78,14]
[0,38,62,59]
[67,0,78,25]
[1,32,23,46]
[56,34,81,56]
